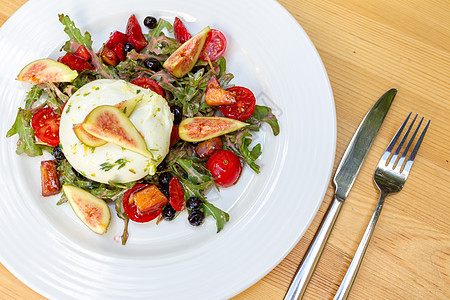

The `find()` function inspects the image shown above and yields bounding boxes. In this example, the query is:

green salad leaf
[203,200,230,233]
[6,108,42,157]
[59,14,93,50]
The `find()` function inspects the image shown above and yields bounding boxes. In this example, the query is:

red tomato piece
[126,14,148,51]
[31,107,61,147]
[169,176,185,211]
[205,150,242,187]
[199,29,227,61]
[105,31,128,49]
[173,17,192,44]
[170,125,180,147]
[219,86,256,121]
[122,183,166,223]
[74,45,91,61]
[131,77,165,97]
[58,52,94,73]
[112,42,126,62]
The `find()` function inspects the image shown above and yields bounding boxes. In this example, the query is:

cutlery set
[285,90,430,300]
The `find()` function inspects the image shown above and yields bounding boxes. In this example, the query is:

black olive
[124,43,135,53]
[159,172,172,186]
[156,160,167,172]
[186,197,203,211]
[188,210,205,226]
[144,57,162,72]
[52,146,65,161]
[160,185,170,199]
[162,204,176,221]
[170,105,182,125]
[143,16,158,29]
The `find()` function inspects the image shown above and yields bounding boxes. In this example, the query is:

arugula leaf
[24,85,44,109]
[203,200,230,233]
[59,14,93,50]
[249,105,280,136]
[239,132,262,174]
[149,18,173,39]
[6,108,42,157]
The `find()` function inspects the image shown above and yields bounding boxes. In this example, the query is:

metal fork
[333,112,430,300]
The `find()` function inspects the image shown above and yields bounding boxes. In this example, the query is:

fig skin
[63,184,111,234]
[17,58,78,83]
[179,116,248,142]
[82,105,153,158]
[73,123,107,147]
[163,26,210,78]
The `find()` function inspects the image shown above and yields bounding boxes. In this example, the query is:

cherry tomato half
[205,150,242,187]
[31,107,61,147]
[131,77,165,97]
[169,176,185,211]
[219,86,256,121]
[199,29,227,62]
[123,183,166,223]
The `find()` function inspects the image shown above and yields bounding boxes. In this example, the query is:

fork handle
[284,197,344,300]
[334,192,388,300]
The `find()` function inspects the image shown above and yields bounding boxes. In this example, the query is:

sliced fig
[114,94,143,117]
[62,184,111,234]
[204,75,236,106]
[82,105,153,158]
[17,58,78,83]
[179,116,248,142]
[73,123,107,147]
[73,96,142,147]
[163,26,210,78]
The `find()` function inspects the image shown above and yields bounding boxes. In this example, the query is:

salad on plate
[6,14,279,245]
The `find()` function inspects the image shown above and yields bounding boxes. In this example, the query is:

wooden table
[1,0,448,299]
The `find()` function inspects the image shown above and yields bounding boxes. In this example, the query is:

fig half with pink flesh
[74,95,143,147]
[163,26,210,78]
[179,116,248,142]
[81,105,153,158]
[63,184,111,234]
[17,58,78,83]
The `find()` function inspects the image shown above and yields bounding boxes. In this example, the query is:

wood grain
[0,0,449,299]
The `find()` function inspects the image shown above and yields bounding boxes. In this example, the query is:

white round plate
[0,0,336,299]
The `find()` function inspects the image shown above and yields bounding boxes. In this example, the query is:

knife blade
[284,89,397,300]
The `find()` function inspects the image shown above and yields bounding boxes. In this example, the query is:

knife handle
[284,197,344,300]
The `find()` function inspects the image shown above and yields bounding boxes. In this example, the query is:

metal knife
[284,89,397,300]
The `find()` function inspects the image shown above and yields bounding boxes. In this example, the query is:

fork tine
[402,118,430,176]
[395,115,423,171]
[380,112,411,166]
[389,113,418,167]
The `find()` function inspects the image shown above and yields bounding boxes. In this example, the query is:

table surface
[1,0,449,299]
